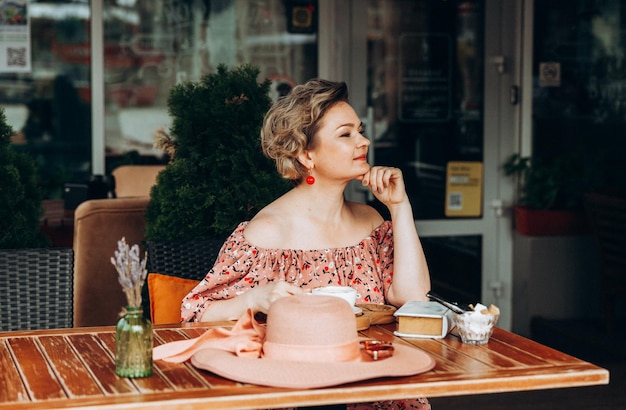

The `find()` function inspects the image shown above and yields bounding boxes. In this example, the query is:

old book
[393,301,453,339]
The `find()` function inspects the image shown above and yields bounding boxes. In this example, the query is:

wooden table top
[0,322,609,409]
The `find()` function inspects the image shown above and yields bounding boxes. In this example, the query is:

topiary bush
[0,107,47,249]
[145,64,290,242]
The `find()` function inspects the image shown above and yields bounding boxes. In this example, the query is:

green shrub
[145,64,290,241]
[0,107,47,248]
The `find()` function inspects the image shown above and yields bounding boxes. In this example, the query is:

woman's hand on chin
[359,166,408,206]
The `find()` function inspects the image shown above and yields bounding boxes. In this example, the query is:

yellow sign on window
[445,162,483,217]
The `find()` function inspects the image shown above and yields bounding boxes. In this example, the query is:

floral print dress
[181,220,395,322]
[180,220,431,410]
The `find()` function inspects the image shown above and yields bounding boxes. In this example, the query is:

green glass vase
[115,307,153,378]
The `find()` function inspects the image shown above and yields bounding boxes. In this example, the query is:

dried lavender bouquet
[111,237,148,309]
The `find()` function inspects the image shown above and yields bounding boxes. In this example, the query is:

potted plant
[144,64,290,279]
[0,107,74,330]
[503,152,592,235]
[0,107,47,249]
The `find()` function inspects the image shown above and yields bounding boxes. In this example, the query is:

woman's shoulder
[244,200,387,249]
[243,211,288,248]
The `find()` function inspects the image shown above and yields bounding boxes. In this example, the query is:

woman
[182,78,430,321]
[181,78,432,409]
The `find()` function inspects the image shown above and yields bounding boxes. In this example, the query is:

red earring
[306,169,315,185]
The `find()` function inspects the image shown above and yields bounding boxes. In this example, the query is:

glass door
[328,0,519,328]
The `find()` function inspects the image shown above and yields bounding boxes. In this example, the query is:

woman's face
[307,101,371,182]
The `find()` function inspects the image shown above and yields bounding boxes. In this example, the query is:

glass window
[3,0,318,199]
[421,235,482,303]
[533,0,626,202]
[5,1,93,198]
[103,0,318,175]
[366,0,484,220]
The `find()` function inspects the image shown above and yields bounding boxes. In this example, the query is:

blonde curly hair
[261,79,349,183]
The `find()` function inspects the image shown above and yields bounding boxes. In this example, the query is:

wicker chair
[147,239,225,281]
[584,190,626,333]
[0,248,74,331]
[143,239,225,316]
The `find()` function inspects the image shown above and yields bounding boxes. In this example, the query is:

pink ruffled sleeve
[180,222,263,322]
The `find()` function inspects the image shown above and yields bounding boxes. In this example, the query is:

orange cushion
[148,273,198,324]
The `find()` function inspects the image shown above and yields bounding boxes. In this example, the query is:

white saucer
[352,306,363,315]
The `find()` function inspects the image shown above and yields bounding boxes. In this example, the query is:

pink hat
[190,294,435,388]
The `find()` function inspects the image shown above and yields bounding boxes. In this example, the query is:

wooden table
[0,322,609,409]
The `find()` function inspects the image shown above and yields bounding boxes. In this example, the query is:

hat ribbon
[153,309,265,363]
[263,340,361,362]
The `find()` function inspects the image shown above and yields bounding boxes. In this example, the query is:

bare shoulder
[244,208,287,248]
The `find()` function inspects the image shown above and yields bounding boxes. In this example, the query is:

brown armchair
[111,165,165,197]
[584,190,626,332]
[73,196,150,327]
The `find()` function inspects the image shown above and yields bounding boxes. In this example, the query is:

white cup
[311,286,357,307]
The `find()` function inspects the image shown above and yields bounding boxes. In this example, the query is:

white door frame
[318,0,523,330]
[90,1,105,175]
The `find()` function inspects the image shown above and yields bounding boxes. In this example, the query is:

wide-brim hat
[190,294,435,388]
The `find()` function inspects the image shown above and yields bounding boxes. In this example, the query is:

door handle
[510,85,519,105]
[490,199,506,217]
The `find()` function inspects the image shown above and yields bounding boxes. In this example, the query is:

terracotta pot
[513,206,589,236]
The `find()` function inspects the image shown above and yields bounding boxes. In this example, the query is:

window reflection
[3,0,318,199]
[366,0,484,220]
[103,0,318,174]
[533,0,626,196]
[5,1,93,198]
